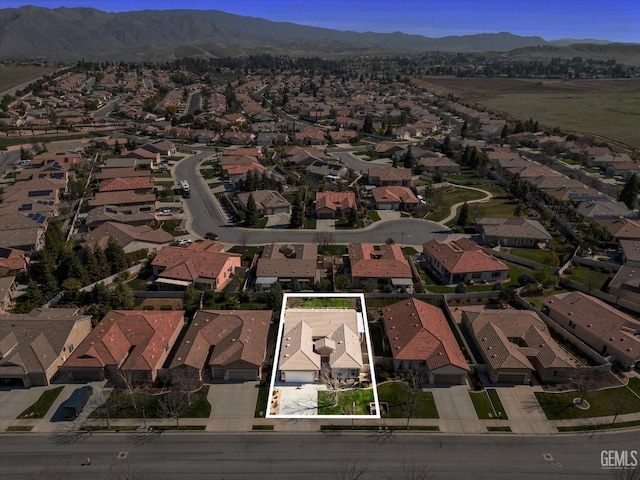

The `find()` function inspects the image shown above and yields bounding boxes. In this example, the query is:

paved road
[93,95,126,117]
[174,150,453,246]
[0,431,628,479]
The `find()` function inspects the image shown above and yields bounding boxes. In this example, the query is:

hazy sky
[4,0,639,43]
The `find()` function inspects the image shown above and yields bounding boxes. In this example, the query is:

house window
[491,271,503,278]
[472,273,481,279]
[553,370,560,377]
[569,320,576,329]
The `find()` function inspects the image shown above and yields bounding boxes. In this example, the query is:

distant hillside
[0,6,617,61]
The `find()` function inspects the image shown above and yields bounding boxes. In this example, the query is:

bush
[564,268,573,275]
[518,274,535,286]
[375,366,389,381]
[142,305,154,310]
[160,305,173,310]
[455,283,468,293]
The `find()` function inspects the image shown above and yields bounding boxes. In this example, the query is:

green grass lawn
[487,389,508,419]
[568,266,612,291]
[628,378,640,397]
[290,297,354,308]
[505,262,535,288]
[303,218,317,229]
[535,386,640,420]
[470,196,519,219]
[318,388,374,415]
[376,382,439,418]
[508,248,552,264]
[248,218,269,229]
[470,391,495,419]
[401,247,418,255]
[320,245,348,256]
[557,419,640,432]
[254,386,269,418]
[427,187,488,223]
[367,210,381,222]
[17,386,65,419]
[89,386,211,419]
[523,287,571,309]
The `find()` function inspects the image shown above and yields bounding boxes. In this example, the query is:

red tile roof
[151,245,240,283]
[348,243,411,279]
[423,239,509,274]
[316,191,356,212]
[99,176,154,192]
[383,298,469,371]
[372,186,418,205]
[63,310,184,372]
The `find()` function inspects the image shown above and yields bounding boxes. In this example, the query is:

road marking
[543,453,554,461]
[118,452,128,459]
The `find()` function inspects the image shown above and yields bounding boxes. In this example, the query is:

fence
[79,263,146,293]
[484,246,557,273]
[571,256,622,272]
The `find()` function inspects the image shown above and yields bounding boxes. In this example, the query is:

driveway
[208,382,259,419]
[430,385,485,434]
[265,213,291,228]
[274,382,327,416]
[493,386,555,435]
[315,219,335,231]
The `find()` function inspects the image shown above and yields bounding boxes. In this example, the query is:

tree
[456,202,470,227]
[619,173,640,210]
[320,364,343,407]
[313,231,334,255]
[362,114,373,134]
[441,135,454,158]
[112,280,134,309]
[105,239,129,274]
[172,368,202,406]
[183,284,200,313]
[289,192,305,229]
[244,193,259,227]
[113,140,122,155]
[402,369,428,429]
[334,274,351,292]
[544,250,560,267]
[90,389,122,429]
[118,370,140,409]
[158,391,188,426]
[532,266,558,287]
[403,145,415,169]
[455,283,467,293]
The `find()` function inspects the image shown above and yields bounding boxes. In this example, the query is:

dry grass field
[0,64,57,93]
[413,76,640,149]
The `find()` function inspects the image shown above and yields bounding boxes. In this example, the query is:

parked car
[61,386,93,420]
[158,209,173,216]
[205,232,220,241]
[177,238,192,246]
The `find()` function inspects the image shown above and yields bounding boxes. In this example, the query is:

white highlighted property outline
[266,293,380,419]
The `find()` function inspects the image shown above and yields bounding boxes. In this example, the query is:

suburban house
[0,308,92,387]
[89,190,156,208]
[0,247,29,275]
[543,292,640,370]
[0,213,46,252]
[476,218,552,247]
[255,243,319,290]
[140,139,177,156]
[83,221,173,253]
[0,276,17,313]
[347,243,413,292]
[367,166,412,187]
[62,310,185,384]
[608,266,640,302]
[151,240,241,290]
[169,309,272,382]
[98,176,154,194]
[382,298,469,384]
[315,191,357,219]
[620,240,640,267]
[372,186,419,211]
[278,307,365,383]
[93,167,151,184]
[305,160,349,183]
[237,190,291,215]
[577,201,635,219]
[462,309,578,384]
[85,205,156,228]
[595,218,640,241]
[422,238,509,285]
[120,148,160,168]
[417,156,461,174]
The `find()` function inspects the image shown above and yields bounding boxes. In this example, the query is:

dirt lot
[412,76,640,149]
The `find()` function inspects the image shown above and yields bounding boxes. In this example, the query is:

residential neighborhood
[1,50,640,453]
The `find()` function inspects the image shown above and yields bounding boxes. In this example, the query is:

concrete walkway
[492,386,555,435]
[431,385,485,434]
[438,184,494,225]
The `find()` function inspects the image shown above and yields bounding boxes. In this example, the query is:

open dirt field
[0,64,58,94]
[413,76,640,149]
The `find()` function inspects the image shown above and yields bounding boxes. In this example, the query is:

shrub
[160,305,173,310]
[518,274,535,286]
[455,283,468,293]
[564,268,573,275]
[142,305,154,310]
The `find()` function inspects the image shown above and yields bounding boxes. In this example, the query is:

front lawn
[535,386,640,420]
[367,210,381,222]
[469,391,494,419]
[508,248,553,264]
[317,388,374,415]
[254,386,269,418]
[17,386,64,419]
[89,386,211,419]
[376,382,439,418]
[487,389,508,419]
[627,378,640,397]
[427,187,488,223]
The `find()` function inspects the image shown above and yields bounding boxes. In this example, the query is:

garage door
[282,371,315,383]
[497,373,527,384]
[432,374,464,385]
[226,369,258,381]
[0,377,25,388]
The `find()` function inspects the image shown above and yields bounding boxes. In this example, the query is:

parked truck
[61,386,93,420]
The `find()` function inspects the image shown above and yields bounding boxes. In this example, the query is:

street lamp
[141,405,146,429]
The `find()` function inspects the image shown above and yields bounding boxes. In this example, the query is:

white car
[177,238,192,246]
[158,209,173,216]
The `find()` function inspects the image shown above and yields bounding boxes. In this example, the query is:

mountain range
[0,6,636,62]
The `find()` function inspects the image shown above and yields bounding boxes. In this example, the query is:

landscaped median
[17,386,64,419]
[469,389,508,420]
